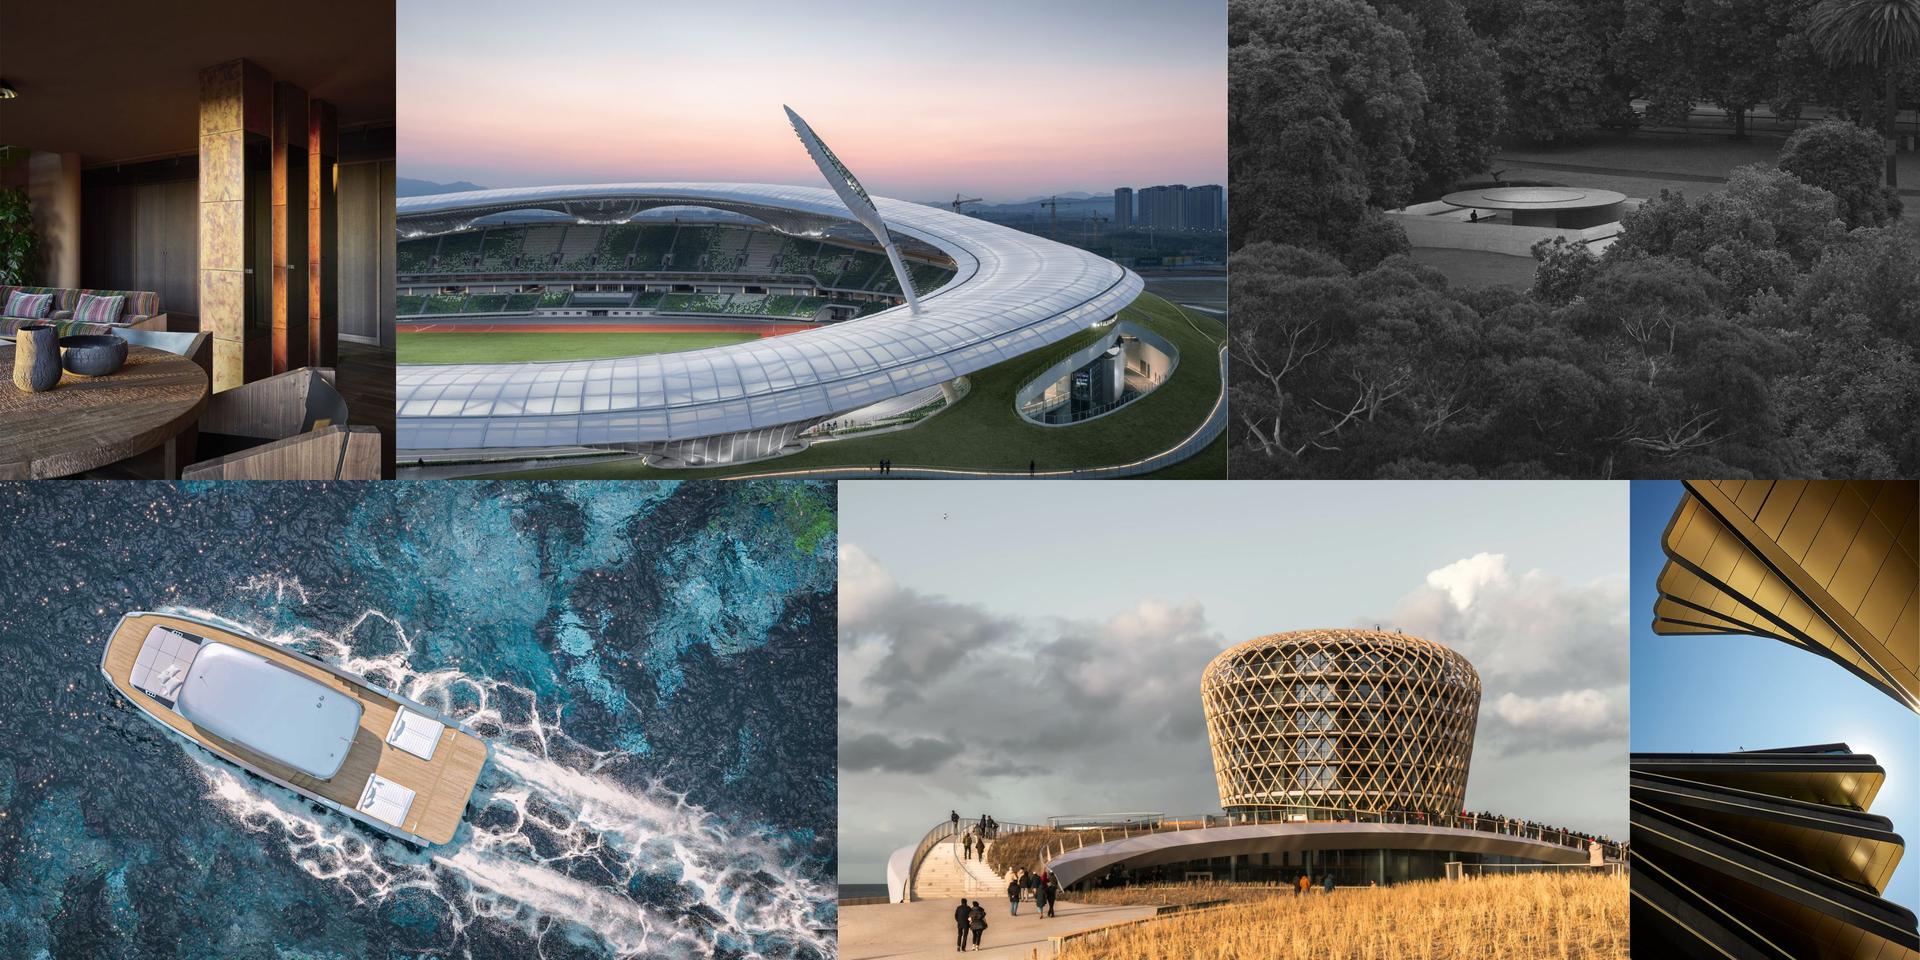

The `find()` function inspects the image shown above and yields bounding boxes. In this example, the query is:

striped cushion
[72,293,126,324]
[3,317,111,338]
[3,291,52,319]
[80,288,159,319]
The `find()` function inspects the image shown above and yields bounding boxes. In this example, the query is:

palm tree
[1808,0,1920,187]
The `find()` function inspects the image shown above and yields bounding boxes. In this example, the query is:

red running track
[397,320,809,336]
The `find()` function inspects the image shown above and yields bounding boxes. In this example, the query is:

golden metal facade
[1654,480,1919,713]
[1200,629,1480,816]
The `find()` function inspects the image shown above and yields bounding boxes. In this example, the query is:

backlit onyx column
[198,59,272,391]
[272,81,309,372]
[309,101,338,369]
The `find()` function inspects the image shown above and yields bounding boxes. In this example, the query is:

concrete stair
[913,836,1010,900]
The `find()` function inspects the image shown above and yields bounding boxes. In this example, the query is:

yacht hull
[99,610,492,846]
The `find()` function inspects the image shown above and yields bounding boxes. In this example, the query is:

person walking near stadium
[953,899,970,952]
[967,900,988,950]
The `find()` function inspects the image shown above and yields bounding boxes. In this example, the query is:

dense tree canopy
[1487,0,1634,140]
[1375,0,1508,195]
[1616,0,1803,136]
[1230,206,1920,479]
[1230,0,1514,268]
[1229,0,1917,478]
[1778,122,1904,226]
[1229,0,1427,266]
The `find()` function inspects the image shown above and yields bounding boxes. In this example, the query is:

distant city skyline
[397,0,1224,203]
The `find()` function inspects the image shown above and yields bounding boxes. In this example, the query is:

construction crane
[1038,195,1064,239]
[1082,214,1109,244]
[951,194,982,214]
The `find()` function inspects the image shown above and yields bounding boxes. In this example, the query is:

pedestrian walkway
[838,897,1158,959]
[915,836,1012,898]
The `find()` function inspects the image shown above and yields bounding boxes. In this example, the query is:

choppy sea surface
[0,481,837,960]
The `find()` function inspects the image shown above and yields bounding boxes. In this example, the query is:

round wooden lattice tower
[1201,628,1480,816]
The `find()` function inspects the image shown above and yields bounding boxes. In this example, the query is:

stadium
[394,109,1226,476]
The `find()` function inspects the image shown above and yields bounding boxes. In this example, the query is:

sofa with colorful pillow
[1,286,167,338]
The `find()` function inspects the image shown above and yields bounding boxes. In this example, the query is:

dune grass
[1056,873,1628,960]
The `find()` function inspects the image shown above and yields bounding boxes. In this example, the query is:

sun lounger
[356,773,416,827]
[385,706,445,761]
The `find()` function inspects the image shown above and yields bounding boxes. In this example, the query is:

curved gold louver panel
[1200,628,1480,816]
[1654,480,1919,713]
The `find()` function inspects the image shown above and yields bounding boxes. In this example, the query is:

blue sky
[1630,481,1920,911]
[839,481,1630,882]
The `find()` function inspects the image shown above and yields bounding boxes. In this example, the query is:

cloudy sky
[398,0,1225,201]
[838,481,1630,884]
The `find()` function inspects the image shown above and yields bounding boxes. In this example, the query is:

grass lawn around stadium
[397,330,760,364]
[473,291,1226,478]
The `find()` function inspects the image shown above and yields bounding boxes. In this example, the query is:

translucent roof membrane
[395,183,1143,450]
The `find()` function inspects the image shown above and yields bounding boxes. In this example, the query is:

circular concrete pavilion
[1440,186,1627,228]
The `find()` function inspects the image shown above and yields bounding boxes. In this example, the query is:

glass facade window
[1294,737,1336,761]
[1292,681,1333,704]
[1294,764,1337,790]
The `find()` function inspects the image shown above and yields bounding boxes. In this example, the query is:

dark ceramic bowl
[59,334,129,376]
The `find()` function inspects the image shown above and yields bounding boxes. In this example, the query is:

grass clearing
[1057,873,1628,960]
[397,330,758,364]
[482,291,1226,478]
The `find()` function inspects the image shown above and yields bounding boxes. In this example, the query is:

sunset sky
[397,0,1224,202]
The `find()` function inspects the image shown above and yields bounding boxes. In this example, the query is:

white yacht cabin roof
[176,642,362,780]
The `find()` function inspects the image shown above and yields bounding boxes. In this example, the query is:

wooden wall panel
[336,158,394,347]
[271,81,309,372]
[82,174,199,323]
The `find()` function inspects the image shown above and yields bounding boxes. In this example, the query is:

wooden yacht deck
[103,612,487,844]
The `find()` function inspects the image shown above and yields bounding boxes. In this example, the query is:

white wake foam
[163,603,832,959]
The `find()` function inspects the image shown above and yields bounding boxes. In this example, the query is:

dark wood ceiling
[0,0,395,166]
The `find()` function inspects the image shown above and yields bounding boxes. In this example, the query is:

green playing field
[397,331,761,364]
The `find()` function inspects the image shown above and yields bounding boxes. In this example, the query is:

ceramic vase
[12,323,62,393]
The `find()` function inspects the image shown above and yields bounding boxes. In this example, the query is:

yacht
[100,610,491,846]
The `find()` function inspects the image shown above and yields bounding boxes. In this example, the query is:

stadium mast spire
[783,105,923,315]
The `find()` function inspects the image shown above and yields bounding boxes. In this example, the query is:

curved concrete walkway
[838,898,1157,960]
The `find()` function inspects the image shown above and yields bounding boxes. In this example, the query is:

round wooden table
[0,344,209,478]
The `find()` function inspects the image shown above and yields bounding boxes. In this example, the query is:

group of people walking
[1460,810,1614,850]
[953,899,988,951]
[1008,868,1057,917]
[961,831,987,860]
[950,810,1000,838]
[950,869,1058,952]
[952,810,1001,862]
[943,810,1050,952]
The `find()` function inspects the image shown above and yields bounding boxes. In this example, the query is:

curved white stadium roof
[395,183,1143,450]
